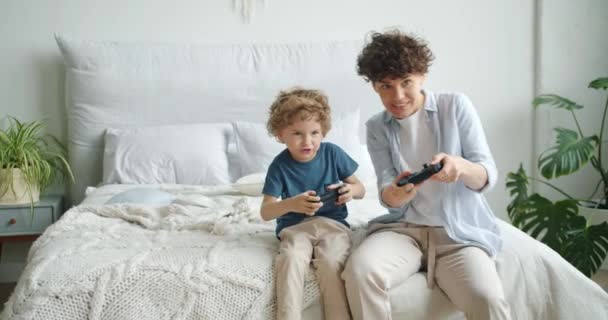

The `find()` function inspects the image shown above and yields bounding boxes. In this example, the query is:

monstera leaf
[589,77,608,90]
[562,222,608,277]
[506,164,529,222]
[533,94,583,111]
[507,76,608,277]
[538,128,598,179]
[512,194,580,252]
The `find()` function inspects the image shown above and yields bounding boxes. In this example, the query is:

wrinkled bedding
[1,184,381,320]
[2,184,607,320]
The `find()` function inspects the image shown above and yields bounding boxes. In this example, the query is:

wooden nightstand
[0,195,64,260]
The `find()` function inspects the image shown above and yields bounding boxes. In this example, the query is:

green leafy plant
[507,77,608,277]
[0,117,74,205]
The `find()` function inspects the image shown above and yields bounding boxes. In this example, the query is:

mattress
[1,184,381,319]
[2,184,607,319]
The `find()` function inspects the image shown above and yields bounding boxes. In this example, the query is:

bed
[1,35,607,320]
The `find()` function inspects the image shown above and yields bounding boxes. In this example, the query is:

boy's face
[372,73,426,119]
[278,118,324,162]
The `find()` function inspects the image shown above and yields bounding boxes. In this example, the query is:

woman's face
[372,73,426,119]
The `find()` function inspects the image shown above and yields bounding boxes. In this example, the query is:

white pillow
[348,144,377,184]
[232,172,266,196]
[324,109,362,152]
[103,123,231,185]
[106,188,176,205]
[231,121,284,179]
[231,109,375,182]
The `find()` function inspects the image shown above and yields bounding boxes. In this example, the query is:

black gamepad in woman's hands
[396,163,443,187]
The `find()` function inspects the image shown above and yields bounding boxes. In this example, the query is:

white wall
[3,0,603,281]
[0,0,535,215]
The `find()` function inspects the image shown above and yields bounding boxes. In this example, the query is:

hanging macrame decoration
[234,0,266,23]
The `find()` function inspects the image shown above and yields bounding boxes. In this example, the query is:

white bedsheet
[2,184,607,319]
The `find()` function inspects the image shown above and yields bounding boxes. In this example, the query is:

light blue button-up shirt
[365,90,502,256]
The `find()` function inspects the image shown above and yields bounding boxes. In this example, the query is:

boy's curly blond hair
[266,87,332,138]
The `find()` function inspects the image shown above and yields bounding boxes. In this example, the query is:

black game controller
[314,184,345,203]
[396,163,443,187]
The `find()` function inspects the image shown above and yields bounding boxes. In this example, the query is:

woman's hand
[381,171,419,208]
[289,191,323,216]
[430,153,463,183]
[429,153,488,189]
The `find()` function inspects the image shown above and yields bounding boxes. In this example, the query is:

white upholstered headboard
[56,35,379,205]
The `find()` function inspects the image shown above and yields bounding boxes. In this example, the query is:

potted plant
[0,117,74,206]
[506,76,608,277]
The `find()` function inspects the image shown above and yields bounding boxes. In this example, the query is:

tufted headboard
[56,35,379,205]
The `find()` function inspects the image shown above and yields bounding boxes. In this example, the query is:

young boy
[260,87,365,320]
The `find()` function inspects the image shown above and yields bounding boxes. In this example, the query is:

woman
[341,30,511,320]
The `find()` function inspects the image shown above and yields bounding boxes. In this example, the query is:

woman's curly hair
[266,87,331,138]
[357,30,435,83]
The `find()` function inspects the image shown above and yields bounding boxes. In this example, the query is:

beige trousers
[275,217,352,320]
[342,222,511,320]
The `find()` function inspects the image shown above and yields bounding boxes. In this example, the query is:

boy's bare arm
[260,192,323,221]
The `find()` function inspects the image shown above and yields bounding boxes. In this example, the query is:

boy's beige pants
[275,217,352,320]
[342,222,512,320]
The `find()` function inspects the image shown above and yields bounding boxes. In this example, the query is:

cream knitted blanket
[2,194,337,319]
[4,185,607,319]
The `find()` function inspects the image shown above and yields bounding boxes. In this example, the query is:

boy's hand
[290,191,323,216]
[329,183,352,206]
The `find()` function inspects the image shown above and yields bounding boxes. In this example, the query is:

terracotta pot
[0,168,40,205]
[578,202,608,270]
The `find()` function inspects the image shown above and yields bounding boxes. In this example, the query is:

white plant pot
[0,168,40,205]
[578,202,608,270]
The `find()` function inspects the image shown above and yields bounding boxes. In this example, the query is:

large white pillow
[232,172,266,196]
[232,109,376,183]
[103,123,231,185]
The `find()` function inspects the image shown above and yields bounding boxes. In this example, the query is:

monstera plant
[507,76,608,277]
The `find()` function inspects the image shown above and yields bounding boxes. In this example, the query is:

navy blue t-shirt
[262,142,358,237]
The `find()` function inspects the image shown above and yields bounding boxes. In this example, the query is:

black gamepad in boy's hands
[313,184,345,203]
[396,163,443,187]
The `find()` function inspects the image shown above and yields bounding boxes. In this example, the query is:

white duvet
[2,184,607,320]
